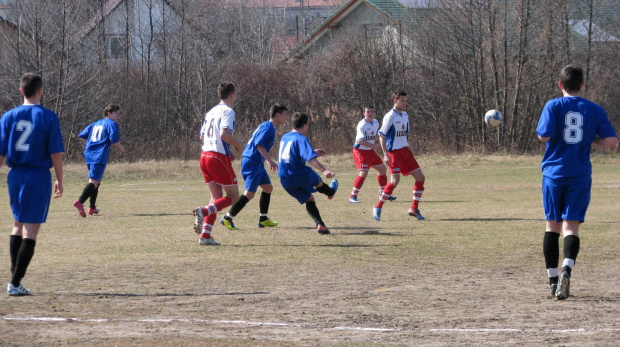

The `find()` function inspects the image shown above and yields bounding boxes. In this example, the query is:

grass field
[1,154,619,346]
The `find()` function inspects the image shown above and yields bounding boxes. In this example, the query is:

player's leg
[556,178,590,300]
[375,163,395,201]
[9,222,39,295]
[349,169,368,203]
[197,182,223,245]
[9,222,24,276]
[88,180,101,215]
[543,221,562,298]
[374,170,399,221]
[408,168,426,220]
[304,195,330,235]
[256,184,278,227]
[315,179,338,199]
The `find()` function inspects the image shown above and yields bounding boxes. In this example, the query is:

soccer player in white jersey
[373,91,426,221]
[193,82,244,246]
[536,65,617,299]
[1,73,64,296]
[348,105,394,203]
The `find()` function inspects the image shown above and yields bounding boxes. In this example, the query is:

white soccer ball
[484,109,502,127]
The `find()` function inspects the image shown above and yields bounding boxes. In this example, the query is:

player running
[73,104,125,217]
[373,91,426,221]
[220,104,288,230]
[349,105,395,203]
[278,112,338,234]
[1,73,64,296]
[537,65,617,300]
[193,82,244,246]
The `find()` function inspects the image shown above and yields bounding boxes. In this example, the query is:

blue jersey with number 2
[277,131,317,178]
[79,118,120,165]
[536,96,616,179]
[0,105,64,168]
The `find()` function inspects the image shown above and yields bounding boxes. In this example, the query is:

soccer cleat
[258,219,278,228]
[317,225,331,235]
[373,207,381,221]
[220,216,239,231]
[408,209,426,220]
[88,207,100,215]
[192,207,204,234]
[555,271,570,300]
[328,179,338,199]
[7,283,31,296]
[349,196,360,203]
[549,284,558,299]
[388,196,397,201]
[73,200,86,218]
[199,237,220,246]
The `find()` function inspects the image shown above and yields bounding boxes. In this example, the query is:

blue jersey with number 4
[0,105,64,168]
[277,131,317,178]
[536,96,616,179]
[79,118,120,165]
[243,121,276,163]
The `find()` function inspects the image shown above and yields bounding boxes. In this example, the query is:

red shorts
[388,147,419,176]
[352,148,383,170]
[200,151,238,186]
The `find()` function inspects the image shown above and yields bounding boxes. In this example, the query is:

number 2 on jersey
[15,120,33,151]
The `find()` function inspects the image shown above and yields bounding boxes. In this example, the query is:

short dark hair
[392,91,407,101]
[364,105,375,112]
[104,104,121,116]
[218,82,235,100]
[270,104,288,119]
[20,73,42,98]
[559,65,583,92]
[292,112,309,129]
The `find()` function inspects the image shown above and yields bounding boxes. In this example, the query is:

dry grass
[1,154,619,346]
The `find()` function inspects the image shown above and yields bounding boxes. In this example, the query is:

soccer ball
[484,109,502,127]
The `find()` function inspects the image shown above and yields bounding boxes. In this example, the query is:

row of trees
[0,0,618,162]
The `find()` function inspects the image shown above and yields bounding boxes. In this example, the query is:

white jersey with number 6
[201,103,235,156]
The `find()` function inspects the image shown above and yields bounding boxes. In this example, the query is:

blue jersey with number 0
[243,121,276,163]
[79,118,120,165]
[0,105,64,168]
[277,131,317,178]
[536,96,616,179]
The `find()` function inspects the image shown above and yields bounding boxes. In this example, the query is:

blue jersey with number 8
[537,96,616,179]
[0,105,64,168]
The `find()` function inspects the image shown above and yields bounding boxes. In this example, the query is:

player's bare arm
[593,136,618,148]
[538,136,551,142]
[379,135,391,165]
[51,152,63,198]
[114,142,125,154]
[0,155,4,169]
[220,128,244,153]
[358,139,380,149]
[257,145,277,172]
[314,149,326,156]
[309,157,334,178]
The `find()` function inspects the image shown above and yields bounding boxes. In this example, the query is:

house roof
[279,0,411,62]
[75,0,124,41]
[225,0,346,8]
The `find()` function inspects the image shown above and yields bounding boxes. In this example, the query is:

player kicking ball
[278,112,338,234]
[537,65,617,300]
[373,91,426,221]
[220,104,288,230]
[349,105,395,203]
[74,104,125,217]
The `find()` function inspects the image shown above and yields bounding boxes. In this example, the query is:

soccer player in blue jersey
[73,104,125,217]
[1,73,64,296]
[348,105,394,203]
[278,112,338,234]
[372,91,426,221]
[537,65,617,300]
[220,104,288,230]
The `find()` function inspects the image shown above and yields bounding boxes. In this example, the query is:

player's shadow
[298,226,402,236]
[437,217,541,222]
[132,213,190,217]
[75,291,269,297]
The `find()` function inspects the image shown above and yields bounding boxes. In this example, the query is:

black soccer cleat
[549,284,558,299]
[555,271,570,300]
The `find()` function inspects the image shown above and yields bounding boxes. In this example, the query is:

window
[107,36,126,58]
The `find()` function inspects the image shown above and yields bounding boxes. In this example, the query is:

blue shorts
[88,164,106,182]
[241,157,271,192]
[8,167,52,224]
[542,175,591,223]
[280,170,321,204]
